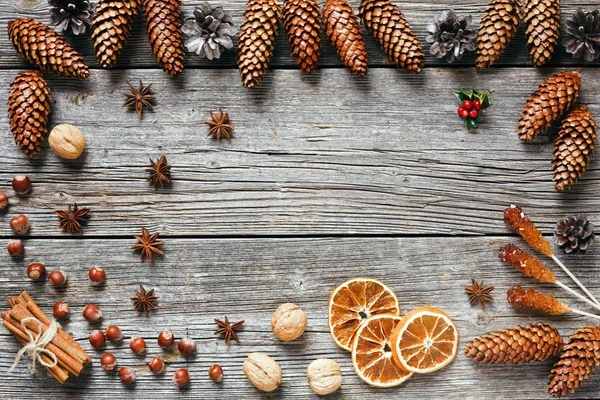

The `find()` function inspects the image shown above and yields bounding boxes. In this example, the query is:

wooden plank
[0,236,599,398]
[1,68,599,237]
[1,0,598,69]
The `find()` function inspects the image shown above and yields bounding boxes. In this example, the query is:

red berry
[473,99,483,110]
[458,107,468,118]
[462,100,473,110]
[469,109,479,118]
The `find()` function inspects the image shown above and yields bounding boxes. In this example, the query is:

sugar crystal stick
[504,205,600,306]
[507,285,600,321]
[499,244,600,312]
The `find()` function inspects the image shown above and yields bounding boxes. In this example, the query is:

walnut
[242,352,282,392]
[271,303,307,342]
[48,124,86,159]
[307,359,342,395]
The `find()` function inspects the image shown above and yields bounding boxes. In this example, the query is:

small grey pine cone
[426,9,476,63]
[563,8,600,63]
[554,215,595,254]
[49,0,96,35]
[182,2,238,60]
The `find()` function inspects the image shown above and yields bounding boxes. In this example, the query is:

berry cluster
[454,89,492,131]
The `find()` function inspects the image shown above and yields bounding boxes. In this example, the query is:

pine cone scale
[8,18,90,79]
[322,0,368,76]
[143,0,184,76]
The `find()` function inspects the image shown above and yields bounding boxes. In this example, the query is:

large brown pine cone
[549,325,600,397]
[517,70,581,142]
[359,0,423,74]
[523,0,561,66]
[283,0,321,73]
[553,106,597,192]
[7,18,90,79]
[91,0,141,68]
[322,0,368,76]
[475,0,522,69]
[8,71,52,158]
[238,0,281,88]
[143,0,184,76]
[464,323,563,364]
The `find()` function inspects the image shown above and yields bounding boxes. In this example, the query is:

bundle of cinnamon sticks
[1,291,91,384]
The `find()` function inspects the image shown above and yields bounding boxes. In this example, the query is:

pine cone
[49,0,96,35]
[523,0,561,66]
[465,323,563,364]
[475,0,522,69]
[7,18,90,79]
[182,2,238,60]
[517,70,581,142]
[554,215,595,253]
[283,0,321,73]
[549,325,600,397]
[552,106,597,192]
[563,8,600,63]
[143,0,185,76]
[426,9,476,64]
[91,0,141,68]
[8,71,52,158]
[322,0,368,77]
[238,0,281,88]
[359,0,424,74]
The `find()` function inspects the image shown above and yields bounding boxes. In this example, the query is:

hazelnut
[88,266,105,286]
[242,352,282,392]
[105,325,123,342]
[82,304,102,322]
[173,368,190,387]
[12,175,31,195]
[148,357,165,375]
[0,192,8,209]
[177,337,196,355]
[158,330,175,348]
[27,263,46,280]
[271,303,307,342]
[130,337,147,354]
[306,359,342,395]
[48,124,86,160]
[118,367,136,384]
[100,353,117,371]
[48,270,68,287]
[7,239,24,256]
[89,329,106,349]
[208,364,223,383]
[10,214,30,235]
[52,301,69,319]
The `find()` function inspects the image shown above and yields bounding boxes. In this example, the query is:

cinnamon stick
[2,319,68,384]
[1,312,82,376]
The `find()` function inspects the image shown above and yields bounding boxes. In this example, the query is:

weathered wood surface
[1,68,599,237]
[1,236,600,399]
[1,0,599,69]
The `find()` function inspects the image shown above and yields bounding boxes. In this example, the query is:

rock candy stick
[504,205,600,306]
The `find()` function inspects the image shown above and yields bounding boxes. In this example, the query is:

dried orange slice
[351,315,413,387]
[328,278,400,351]
[391,306,459,374]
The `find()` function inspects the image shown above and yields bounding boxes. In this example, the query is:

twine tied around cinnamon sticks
[9,317,60,374]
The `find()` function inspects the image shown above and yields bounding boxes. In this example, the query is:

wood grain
[1,236,599,398]
[1,68,599,237]
[1,0,598,69]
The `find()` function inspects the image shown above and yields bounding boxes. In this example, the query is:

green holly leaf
[466,117,478,131]
[454,90,470,102]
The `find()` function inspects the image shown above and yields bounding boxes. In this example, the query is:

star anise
[130,284,159,312]
[122,80,155,118]
[214,316,244,344]
[131,227,164,263]
[146,155,171,187]
[55,203,90,233]
[464,279,494,309]
[204,109,234,140]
